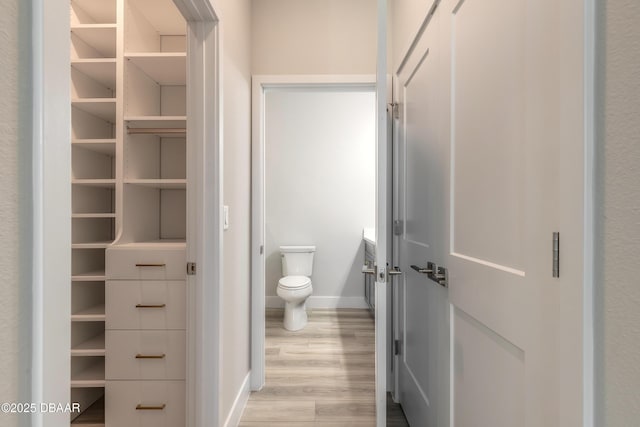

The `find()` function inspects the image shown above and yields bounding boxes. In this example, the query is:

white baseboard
[223,372,251,427]
[265,295,369,309]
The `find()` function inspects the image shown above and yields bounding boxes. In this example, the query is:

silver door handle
[362,265,376,275]
[411,265,433,274]
[388,267,403,276]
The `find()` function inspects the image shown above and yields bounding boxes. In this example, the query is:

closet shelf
[72,179,116,188]
[117,240,186,249]
[71,59,116,88]
[71,359,105,388]
[71,25,116,58]
[71,333,105,357]
[72,99,116,122]
[72,241,113,249]
[72,270,106,282]
[72,213,116,219]
[72,139,116,156]
[71,304,106,322]
[124,179,186,190]
[125,116,186,129]
[125,53,186,85]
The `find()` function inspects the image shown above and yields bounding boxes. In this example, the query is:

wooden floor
[240,309,409,426]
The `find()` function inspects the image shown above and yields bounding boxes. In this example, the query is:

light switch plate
[223,205,229,230]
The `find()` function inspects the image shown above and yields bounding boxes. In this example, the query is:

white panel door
[395,9,450,426]
[392,0,586,424]
[440,0,586,425]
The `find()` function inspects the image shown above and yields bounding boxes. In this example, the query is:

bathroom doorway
[248,75,402,424]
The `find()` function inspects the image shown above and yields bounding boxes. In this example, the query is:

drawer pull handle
[135,263,166,267]
[135,354,166,359]
[136,404,166,410]
[135,304,166,309]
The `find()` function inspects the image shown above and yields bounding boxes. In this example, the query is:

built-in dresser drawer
[105,380,185,427]
[106,330,185,380]
[106,281,186,330]
[106,247,186,280]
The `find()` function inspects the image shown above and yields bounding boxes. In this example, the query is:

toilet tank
[280,245,315,277]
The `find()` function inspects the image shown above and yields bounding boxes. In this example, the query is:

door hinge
[394,339,401,356]
[187,262,196,276]
[393,220,402,236]
[260,245,264,255]
[552,232,560,278]
[388,102,400,119]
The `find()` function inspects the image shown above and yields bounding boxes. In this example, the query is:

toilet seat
[278,275,311,290]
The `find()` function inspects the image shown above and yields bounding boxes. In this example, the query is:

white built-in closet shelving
[70,0,116,422]
[70,0,187,424]
[122,0,187,246]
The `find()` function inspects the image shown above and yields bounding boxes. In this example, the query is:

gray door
[394,12,450,427]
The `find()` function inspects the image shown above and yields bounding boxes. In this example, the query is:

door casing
[250,74,377,390]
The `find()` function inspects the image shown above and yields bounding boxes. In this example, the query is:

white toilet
[277,245,315,331]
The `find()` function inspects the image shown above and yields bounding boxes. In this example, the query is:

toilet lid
[278,275,311,289]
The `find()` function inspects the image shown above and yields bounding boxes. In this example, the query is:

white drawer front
[106,331,185,380]
[106,380,184,427]
[106,247,186,280]
[106,281,186,330]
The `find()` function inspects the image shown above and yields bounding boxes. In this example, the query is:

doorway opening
[249,75,406,424]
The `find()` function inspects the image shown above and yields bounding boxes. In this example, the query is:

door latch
[187,262,196,276]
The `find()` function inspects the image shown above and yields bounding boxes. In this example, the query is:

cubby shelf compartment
[71,59,116,89]
[71,25,117,58]
[72,271,106,282]
[72,0,116,24]
[72,179,116,188]
[71,304,106,322]
[71,333,106,357]
[72,99,116,122]
[71,359,105,388]
[125,53,186,85]
[124,179,186,189]
[72,139,116,156]
[70,396,104,426]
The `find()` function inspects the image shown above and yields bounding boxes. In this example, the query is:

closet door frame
[32,1,222,426]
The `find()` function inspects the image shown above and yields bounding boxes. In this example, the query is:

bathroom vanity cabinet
[70,0,187,424]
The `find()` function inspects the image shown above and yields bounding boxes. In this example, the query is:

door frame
[389,0,597,425]
[31,1,221,426]
[250,74,377,390]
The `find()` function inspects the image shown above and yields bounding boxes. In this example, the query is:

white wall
[595,0,640,424]
[251,0,377,75]
[0,0,31,426]
[264,89,375,305]
[213,0,253,423]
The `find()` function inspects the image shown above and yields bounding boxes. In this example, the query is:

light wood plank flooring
[240,309,409,426]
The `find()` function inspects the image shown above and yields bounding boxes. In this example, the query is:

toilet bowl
[278,245,315,331]
[277,276,313,331]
